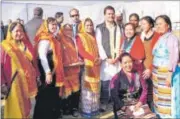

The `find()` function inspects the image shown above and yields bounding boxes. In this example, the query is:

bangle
[46,72,52,75]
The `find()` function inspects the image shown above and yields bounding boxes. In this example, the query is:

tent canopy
[1,1,180,29]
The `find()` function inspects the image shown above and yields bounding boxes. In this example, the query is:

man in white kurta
[96,6,122,111]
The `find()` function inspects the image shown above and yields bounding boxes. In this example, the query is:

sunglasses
[70,14,79,18]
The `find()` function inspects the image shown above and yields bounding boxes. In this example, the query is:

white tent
[1,0,180,29]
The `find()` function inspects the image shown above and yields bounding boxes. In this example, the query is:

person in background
[25,8,44,116]
[152,15,179,118]
[96,5,122,112]
[76,18,101,118]
[111,52,147,119]
[16,18,21,23]
[20,19,24,25]
[140,16,161,109]
[1,21,5,41]
[2,19,12,40]
[69,8,84,38]
[55,12,64,29]
[8,19,12,24]
[129,13,141,34]
[25,7,43,46]
[115,10,124,35]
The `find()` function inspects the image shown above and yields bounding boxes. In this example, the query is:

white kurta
[96,27,121,81]
[38,40,52,74]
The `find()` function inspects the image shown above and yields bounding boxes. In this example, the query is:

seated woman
[119,23,147,109]
[110,52,147,119]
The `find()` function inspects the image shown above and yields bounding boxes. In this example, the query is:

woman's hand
[121,106,127,111]
[106,58,116,64]
[142,69,151,80]
[118,49,125,56]
[46,72,52,85]
[94,58,102,65]
[134,102,142,111]
[36,76,42,87]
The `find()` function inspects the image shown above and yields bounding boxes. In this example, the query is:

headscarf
[34,20,65,96]
[1,22,38,97]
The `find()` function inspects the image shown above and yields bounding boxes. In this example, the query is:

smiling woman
[33,17,64,119]
[1,22,38,118]
[76,18,101,118]
[110,52,142,119]
[118,23,148,115]
[140,16,161,110]
[152,15,179,118]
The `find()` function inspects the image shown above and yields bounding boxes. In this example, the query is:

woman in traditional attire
[152,15,179,118]
[140,16,161,109]
[76,18,101,118]
[60,24,81,117]
[33,17,64,119]
[1,22,38,118]
[119,23,148,109]
[129,13,141,34]
[172,57,180,118]
[110,52,146,119]
[171,20,180,119]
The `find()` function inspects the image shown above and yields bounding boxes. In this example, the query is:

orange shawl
[34,20,65,89]
[60,33,80,98]
[1,25,38,118]
[1,41,37,98]
[60,34,80,74]
[78,21,85,33]
[120,35,145,60]
[2,23,38,98]
[77,32,100,92]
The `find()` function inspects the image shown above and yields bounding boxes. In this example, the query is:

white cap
[116,10,123,16]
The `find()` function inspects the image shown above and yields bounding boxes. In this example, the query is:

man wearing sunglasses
[69,8,83,38]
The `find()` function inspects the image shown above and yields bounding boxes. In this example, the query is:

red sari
[61,34,80,98]
[120,35,145,73]
[1,39,37,118]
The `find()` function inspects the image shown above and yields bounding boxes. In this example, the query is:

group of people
[1,5,180,119]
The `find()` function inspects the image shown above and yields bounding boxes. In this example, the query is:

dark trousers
[100,80,110,105]
[147,78,153,109]
[62,91,80,113]
[33,86,61,119]
[34,54,62,119]
[69,91,80,110]
[33,75,62,119]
